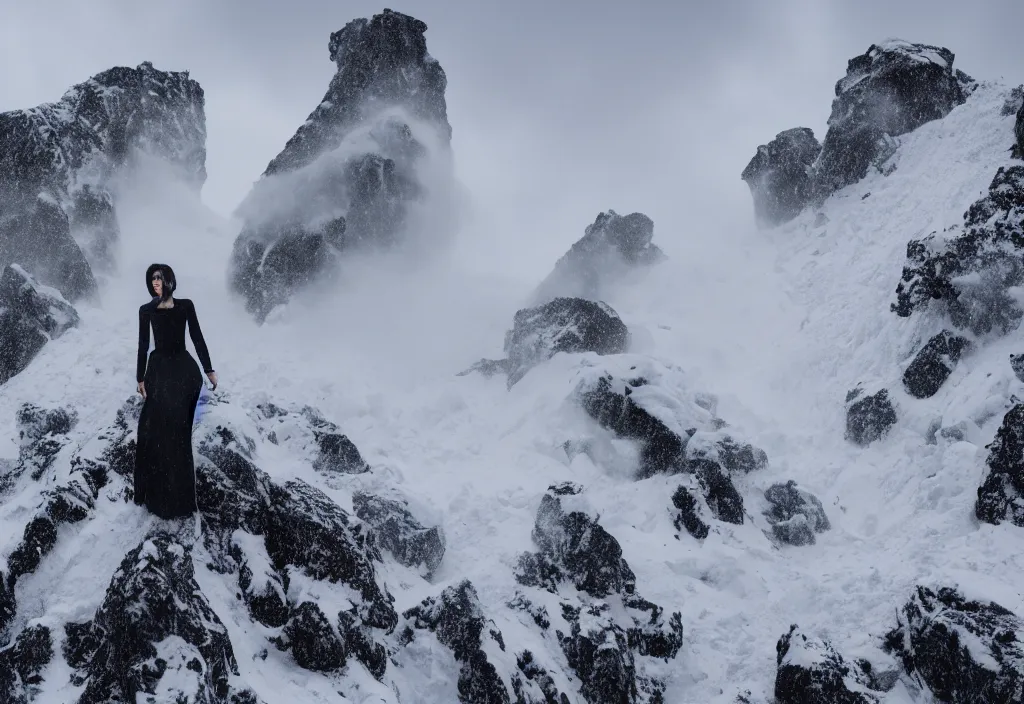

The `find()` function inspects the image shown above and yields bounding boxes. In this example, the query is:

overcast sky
[1,0,1021,275]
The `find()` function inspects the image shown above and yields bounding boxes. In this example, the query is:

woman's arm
[137,307,150,383]
[186,300,214,374]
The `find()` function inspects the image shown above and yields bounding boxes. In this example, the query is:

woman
[134,263,218,519]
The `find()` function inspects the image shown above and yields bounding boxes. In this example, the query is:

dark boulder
[976,403,1024,526]
[0,264,81,385]
[883,586,1024,702]
[512,483,683,703]
[693,459,744,525]
[278,601,346,672]
[515,482,635,598]
[0,624,53,702]
[1011,353,1024,383]
[892,165,1024,335]
[902,330,970,399]
[775,625,882,703]
[577,374,686,477]
[400,580,511,704]
[685,430,768,474]
[741,127,821,227]
[532,210,665,304]
[763,481,830,546]
[671,485,710,540]
[63,532,249,703]
[505,298,630,387]
[352,491,446,576]
[0,195,96,303]
[814,40,971,199]
[229,9,450,322]
[845,387,897,446]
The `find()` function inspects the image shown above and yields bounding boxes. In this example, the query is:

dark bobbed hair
[146,263,176,300]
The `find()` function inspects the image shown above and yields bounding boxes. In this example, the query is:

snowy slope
[1,75,1023,704]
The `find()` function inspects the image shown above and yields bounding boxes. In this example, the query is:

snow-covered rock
[883,586,1024,702]
[0,623,52,704]
[254,402,369,475]
[901,330,971,399]
[814,40,973,200]
[352,490,445,577]
[505,297,630,388]
[0,264,81,385]
[762,481,830,546]
[0,60,205,277]
[844,387,897,446]
[975,403,1024,526]
[0,195,96,303]
[741,128,821,227]
[229,9,451,322]
[532,210,665,304]
[892,164,1024,335]
[399,580,511,702]
[774,625,884,703]
[63,532,258,703]
[670,485,710,540]
[512,483,683,703]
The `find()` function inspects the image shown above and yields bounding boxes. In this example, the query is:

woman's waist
[149,345,192,356]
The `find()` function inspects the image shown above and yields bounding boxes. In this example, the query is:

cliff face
[0,61,207,292]
[228,9,453,323]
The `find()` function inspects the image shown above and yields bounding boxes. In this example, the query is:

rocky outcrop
[532,210,665,303]
[892,165,1024,335]
[743,40,972,225]
[884,586,1024,702]
[513,484,683,704]
[400,580,511,703]
[63,533,258,703]
[775,625,886,703]
[505,297,630,388]
[0,195,96,303]
[352,491,446,577]
[763,481,831,546]
[0,61,206,278]
[901,330,970,399]
[814,40,971,199]
[845,387,897,446]
[192,414,396,678]
[975,403,1024,526]
[0,264,80,385]
[0,624,53,703]
[671,485,710,540]
[741,128,821,227]
[229,9,451,322]
[253,402,369,474]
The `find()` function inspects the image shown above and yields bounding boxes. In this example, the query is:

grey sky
[1,0,1021,277]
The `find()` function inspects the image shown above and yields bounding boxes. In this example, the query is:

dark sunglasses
[151,273,164,281]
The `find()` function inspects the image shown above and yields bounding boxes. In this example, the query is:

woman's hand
[207,371,218,390]
[137,381,146,399]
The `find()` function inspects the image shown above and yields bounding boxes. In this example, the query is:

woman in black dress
[134,263,218,519]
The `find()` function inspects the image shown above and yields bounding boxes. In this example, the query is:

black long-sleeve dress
[134,298,214,519]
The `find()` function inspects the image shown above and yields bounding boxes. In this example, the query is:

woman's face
[151,271,164,297]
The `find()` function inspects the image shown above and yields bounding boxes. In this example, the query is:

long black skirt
[134,349,203,519]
